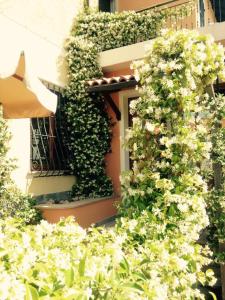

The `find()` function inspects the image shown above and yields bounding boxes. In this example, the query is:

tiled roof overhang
[87,75,137,93]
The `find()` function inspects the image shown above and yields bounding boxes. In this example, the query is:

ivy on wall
[64,38,113,198]
[64,5,182,198]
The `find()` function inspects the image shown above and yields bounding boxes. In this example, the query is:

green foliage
[65,38,113,198]
[119,30,225,219]
[72,10,169,52]
[0,217,216,300]
[0,107,40,224]
[65,7,176,198]
[205,94,225,261]
[118,29,225,296]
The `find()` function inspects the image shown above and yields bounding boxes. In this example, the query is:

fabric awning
[0,49,57,119]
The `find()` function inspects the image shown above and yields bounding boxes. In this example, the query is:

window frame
[99,0,116,12]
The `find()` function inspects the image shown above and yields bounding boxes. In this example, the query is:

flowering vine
[64,8,174,198]
[119,30,225,297]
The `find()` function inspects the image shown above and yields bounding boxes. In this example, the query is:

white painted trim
[119,89,139,173]
[99,39,152,72]
[36,195,119,209]
[198,21,225,41]
[114,0,119,11]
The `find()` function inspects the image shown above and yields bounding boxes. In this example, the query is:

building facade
[98,0,225,196]
[1,0,225,204]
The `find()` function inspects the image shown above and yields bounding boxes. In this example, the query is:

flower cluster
[0,216,215,300]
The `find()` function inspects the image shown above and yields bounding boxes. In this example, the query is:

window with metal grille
[30,91,71,177]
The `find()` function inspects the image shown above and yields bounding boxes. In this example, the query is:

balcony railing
[137,0,225,31]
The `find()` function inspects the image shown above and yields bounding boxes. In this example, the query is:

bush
[0,217,215,300]
[0,107,40,224]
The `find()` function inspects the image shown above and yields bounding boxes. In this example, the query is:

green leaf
[25,283,39,300]
[123,283,144,292]
[78,255,86,277]
[168,204,176,217]
[120,256,130,273]
[134,271,147,280]
[209,292,217,300]
[65,267,75,287]
[140,258,150,265]
[75,294,86,300]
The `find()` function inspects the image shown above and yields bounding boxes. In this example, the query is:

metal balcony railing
[137,0,225,30]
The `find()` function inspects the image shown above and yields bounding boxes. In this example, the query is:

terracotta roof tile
[87,75,136,87]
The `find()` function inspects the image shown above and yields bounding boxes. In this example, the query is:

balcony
[136,0,225,31]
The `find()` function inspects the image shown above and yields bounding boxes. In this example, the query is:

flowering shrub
[64,6,181,198]
[0,107,40,224]
[73,10,168,51]
[0,217,215,300]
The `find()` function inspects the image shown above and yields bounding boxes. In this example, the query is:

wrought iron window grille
[30,88,72,177]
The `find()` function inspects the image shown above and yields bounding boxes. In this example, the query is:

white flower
[177,203,189,213]
[145,122,155,132]
[179,87,189,97]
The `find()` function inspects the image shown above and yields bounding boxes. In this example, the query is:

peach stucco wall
[38,197,119,228]
[104,67,134,196]
[105,68,134,78]
[117,0,166,12]
[105,93,121,196]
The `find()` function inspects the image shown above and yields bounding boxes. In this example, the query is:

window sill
[28,170,73,178]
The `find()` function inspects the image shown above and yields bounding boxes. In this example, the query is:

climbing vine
[119,29,225,296]
[64,38,113,198]
[64,6,179,198]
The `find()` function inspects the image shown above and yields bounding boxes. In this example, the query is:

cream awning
[0,49,57,119]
